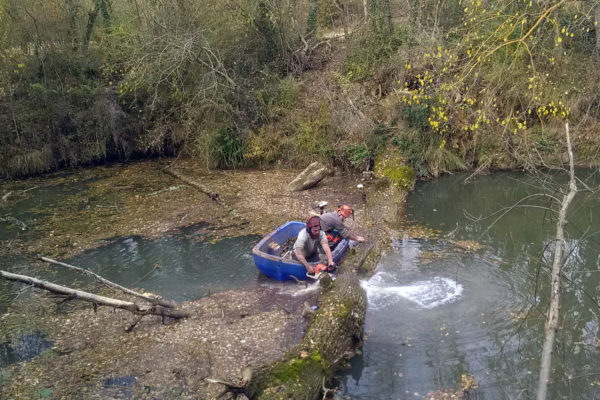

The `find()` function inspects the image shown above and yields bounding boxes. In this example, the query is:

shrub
[213,127,246,169]
[344,143,370,169]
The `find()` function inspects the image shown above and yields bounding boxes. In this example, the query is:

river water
[3,169,600,397]
[338,170,600,399]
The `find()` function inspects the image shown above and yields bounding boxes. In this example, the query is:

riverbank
[0,159,392,399]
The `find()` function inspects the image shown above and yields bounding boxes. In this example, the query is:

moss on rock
[374,152,415,192]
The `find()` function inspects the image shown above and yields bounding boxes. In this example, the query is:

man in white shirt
[293,215,334,274]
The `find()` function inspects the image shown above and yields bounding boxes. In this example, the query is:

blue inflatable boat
[252,221,349,281]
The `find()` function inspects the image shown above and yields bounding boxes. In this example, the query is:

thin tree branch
[0,270,190,319]
[537,122,578,400]
[40,256,177,308]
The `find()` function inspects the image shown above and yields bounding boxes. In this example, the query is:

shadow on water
[338,170,600,399]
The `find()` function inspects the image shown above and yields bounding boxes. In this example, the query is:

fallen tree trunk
[0,270,190,319]
[39,256,177,308]
[248,273,366,399]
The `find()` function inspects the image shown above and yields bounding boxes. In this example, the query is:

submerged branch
[0,270,190,319]
[40,256,178,308]
[163,167,242,219]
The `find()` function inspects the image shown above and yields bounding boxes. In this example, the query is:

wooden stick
[163,168,224,206]
[0,270,190,319]
[40,256,177,308]
[163,167,243,219]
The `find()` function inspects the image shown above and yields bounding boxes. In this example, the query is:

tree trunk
[596,5,600,55]
[536,123,577,400]
[0,270,190,319]
[248,273,366,399]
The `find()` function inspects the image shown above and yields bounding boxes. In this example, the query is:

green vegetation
[1,0,600,178]
[269,351,326,383]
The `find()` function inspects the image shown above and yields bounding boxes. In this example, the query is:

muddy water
[339,170,600,399]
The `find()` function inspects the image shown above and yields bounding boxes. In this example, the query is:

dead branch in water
[1,216,27,230]
[164,168,222,206]
[536,123,578,400]
[143,185,186,197]
[40,256,177,308]
[0,270,190,319]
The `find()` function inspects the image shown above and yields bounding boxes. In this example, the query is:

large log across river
[248,273,367,399]
[248,154,409,399]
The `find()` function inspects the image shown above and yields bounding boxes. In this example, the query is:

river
[2,167,600,398]
[338,170,600,399]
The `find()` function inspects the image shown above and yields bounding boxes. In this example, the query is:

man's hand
[327,261,336,272]
[295,248,314,273]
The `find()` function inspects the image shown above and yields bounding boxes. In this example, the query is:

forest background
[1,0,600,179]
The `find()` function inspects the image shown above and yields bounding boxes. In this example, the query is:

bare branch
[0,270,190,319]
[537,122,578,400]
[40,256,177,308]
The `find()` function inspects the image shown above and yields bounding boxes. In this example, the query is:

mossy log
[248,273,366,399]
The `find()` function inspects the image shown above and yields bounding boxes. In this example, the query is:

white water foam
[262,280,321,296]
[361,274,463,309]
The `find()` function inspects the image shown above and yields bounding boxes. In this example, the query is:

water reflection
[340,170,600,399]
[64,230,261,302]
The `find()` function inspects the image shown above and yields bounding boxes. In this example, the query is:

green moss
[270,350,325,384]
[333,302,351,320]
[374,152,415,191]
[383,165,415,191]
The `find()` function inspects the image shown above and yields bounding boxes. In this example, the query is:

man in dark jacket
[319,204,365,248]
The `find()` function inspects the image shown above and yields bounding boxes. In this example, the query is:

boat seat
[266,241,281,256]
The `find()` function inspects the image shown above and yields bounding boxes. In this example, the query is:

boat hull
[252,221,349,281]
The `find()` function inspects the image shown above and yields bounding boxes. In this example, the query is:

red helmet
[337,204,353,218]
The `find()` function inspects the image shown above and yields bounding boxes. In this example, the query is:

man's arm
[320,240,334,266]
[294,248,315,273]
[348,232,365,242]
